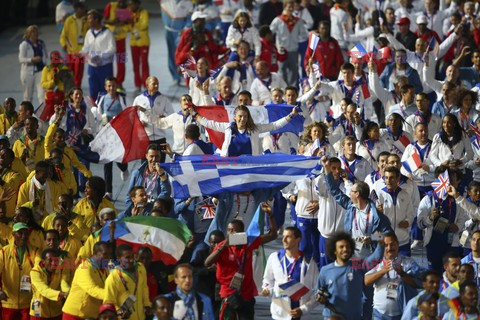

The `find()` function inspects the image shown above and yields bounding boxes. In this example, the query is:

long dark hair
[233,105,257,131]
[232,11,253,29]
[439,113,463,146]
[361,121,379,142]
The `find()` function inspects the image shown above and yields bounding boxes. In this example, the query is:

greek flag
[160,154,322,199]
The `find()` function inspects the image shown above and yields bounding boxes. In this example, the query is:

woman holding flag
[192,105,299,157]
[357,121,389,170]
[302,122,335,157]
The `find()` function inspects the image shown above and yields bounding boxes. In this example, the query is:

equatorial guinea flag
[90,107,150,163]
[101,216,192,264]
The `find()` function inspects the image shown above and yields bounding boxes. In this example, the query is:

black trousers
[104,162,128,193]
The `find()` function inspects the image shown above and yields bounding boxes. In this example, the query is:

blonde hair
[24,25,38,40]
[216,76,233,91]
[302,122,329,141]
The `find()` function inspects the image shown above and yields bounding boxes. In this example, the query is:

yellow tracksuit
[60,14,89,54]
[41,212,88,242]
[73,197,117,229]
[0,169,21,217]
[40,64,70,92]
[12,157,28,182]
[29,262,71,318]
[12,135,45,172]
[0,113,17,135]
[0,244,41,309]
[77,231,101,259]
[62,258,109,318]
[104,263,151,320]
[130,9,150,47]
[105,2,130,40]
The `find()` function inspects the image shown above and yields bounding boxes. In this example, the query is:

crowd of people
[5,0,480,319]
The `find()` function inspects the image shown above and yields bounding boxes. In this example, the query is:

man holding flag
[261,226,319,320]
[417,167,467,272]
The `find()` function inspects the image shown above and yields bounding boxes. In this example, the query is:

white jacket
[417,194,467,247]
[152,112,195,154]
[317,174,345,238]
[400,143,435,187]
[377,187,415,246]
[429,132,474,170]
[262,251,319,320]
[356,139,390,170]
[404,112,442,140]
[198,115,291,156]
[374,176,421,216]
[18,40,48,76]
[132,92,174,140]
[80,27,116,67]
[250,73,287,106]
[225,25,262,56]
[188,77,216,106]
[270,16,308,52]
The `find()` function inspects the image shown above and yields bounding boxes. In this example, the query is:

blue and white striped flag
[160,154,322,199]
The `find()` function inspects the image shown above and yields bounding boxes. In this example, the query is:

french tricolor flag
[348,42,367,59]
[278,279,311,301]
[308,33,320,51]
[196,104,305,149]
[402,149,422,173]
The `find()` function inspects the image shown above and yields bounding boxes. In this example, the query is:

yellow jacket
[73,197,117,229]
[0,244,41,309]
[44,123,91,178]
[77,231,101,259]
[0,223,45,252]
[0,169,21,217]
[59,235,82,259]
[60,14,89,54]
[130,9,150,47]
[105,2,130,40]
[12,135,46,172]
[40,64,70,92]
[104,263,151,320]
[0,113,17,135]
[62,258,109,318]
[12,157,29,182]
[42,212,88,242]
[30,262,71,317]
[17,178,66,222]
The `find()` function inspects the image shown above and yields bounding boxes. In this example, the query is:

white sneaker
[121,169,130,181]
[411,240,423,250]
[105,192,113,201]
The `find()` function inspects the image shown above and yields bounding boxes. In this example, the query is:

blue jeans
[165,29,182,82]
[373,309,402,320]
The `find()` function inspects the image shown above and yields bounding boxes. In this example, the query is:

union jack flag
[196,197,216,220]
[431,170,450,201]
[209,68,221,80]
[470,123,480,138]
[66,128,81,146]
[312,62,325,80]
[180,56,197,79]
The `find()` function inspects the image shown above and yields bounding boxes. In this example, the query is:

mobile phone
[160,144,167,151]
[229,232,247,246]
[371,234,384,241]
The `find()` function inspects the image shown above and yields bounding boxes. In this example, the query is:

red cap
[99,304,117,314]
[397,17,410,25]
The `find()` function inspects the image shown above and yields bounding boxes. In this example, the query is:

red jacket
[304,34,344,79]
[175,28,228,68]
[259,38,287,73]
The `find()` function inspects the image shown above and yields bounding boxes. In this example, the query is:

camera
[316,287,332,301]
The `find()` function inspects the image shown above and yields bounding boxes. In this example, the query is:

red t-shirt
[214,237,262,301]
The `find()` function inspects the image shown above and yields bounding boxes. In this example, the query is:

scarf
[143,90,161,108]
[30,175,53,217]
[176,287,196,320]
[414,109,432,125]
[25,39,44,72]
[279,14,299,32]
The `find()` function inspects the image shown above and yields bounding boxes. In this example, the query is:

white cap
[416,15,428,25]
[191,11,208,22]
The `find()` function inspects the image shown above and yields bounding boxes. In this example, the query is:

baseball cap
[12,222,28,232]
[397,17,410,25]
[191,11,208,22]
[416,15,428,25]
[99,303,117,314]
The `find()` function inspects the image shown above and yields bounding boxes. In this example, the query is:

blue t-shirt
[228,128,252,156]
[101,95,124,121]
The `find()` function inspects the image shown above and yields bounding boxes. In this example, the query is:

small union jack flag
[180,56,197,79]
[196,197,216,220]
[66,128,81,146]
[209,68,221,80]
[431,170,450,201]
[312,62,325,80]
[470,123,480,138]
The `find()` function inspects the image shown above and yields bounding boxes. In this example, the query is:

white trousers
[20,71,44,104]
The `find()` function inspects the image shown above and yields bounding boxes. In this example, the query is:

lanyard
[341,156,357,182]
[25,136,38,156]
[104,96,118,113]
[353,206,371,235]
[13,246,33,270]
[118,269,138,295]
[282,254,302,280]
[259,75,272,90]
[144,169,158,196]
[236,194,250,217]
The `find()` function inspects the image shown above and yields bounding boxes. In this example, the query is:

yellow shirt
[62,258,109,318]
[104,263,151,320]
[60,14,89,54]
[12,135,45,172]
[0,223,45,252]
[40,64,70,93]
[41,212,88,242]
[130,9,150,47]
[44,122,92,179]
[12,157,28,182]
[30,262,71,317]
[77,232,100,259]
[105,2,130,40]
[73,197,117,229]
[59,235,82,260]
[0,244,41,309]
[0,113,17,135]
[0,169,21,218]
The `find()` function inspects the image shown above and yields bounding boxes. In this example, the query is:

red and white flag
[90,107,150,163]
[278,279,311,301]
